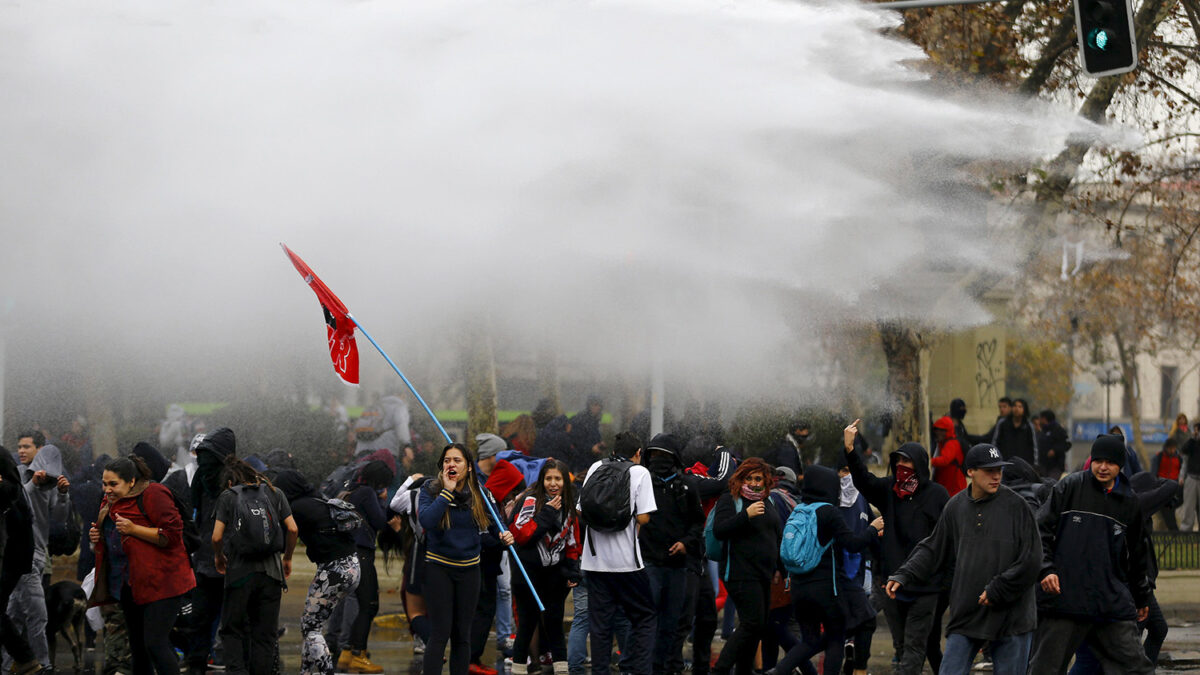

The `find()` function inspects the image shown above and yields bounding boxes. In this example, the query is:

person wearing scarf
[842,420,948,675]
[711,457,784,675]
[184,427,236,675]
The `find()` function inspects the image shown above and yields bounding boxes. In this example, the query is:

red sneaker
[469,663,499,675]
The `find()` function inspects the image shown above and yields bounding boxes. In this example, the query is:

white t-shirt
[579,460,657,573]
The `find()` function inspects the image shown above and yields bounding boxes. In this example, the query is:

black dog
[46,580,87,671]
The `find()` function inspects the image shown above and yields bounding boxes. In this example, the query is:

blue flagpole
[348,316,545,611]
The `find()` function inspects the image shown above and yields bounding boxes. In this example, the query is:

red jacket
[90,482,196,607]
[931,438,967,496]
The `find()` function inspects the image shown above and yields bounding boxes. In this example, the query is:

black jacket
[891,485,1041,640]
[1182,438,1200,478]
[639,457,705,569]
[1037,470,1151,621]
[1130,471,1181,585]
[712,491,782,584]
[846,442,949,594]
[992,418,1038,467]
[1037,422,1071,474]
[774,436,805,475]
[0,448,33,584]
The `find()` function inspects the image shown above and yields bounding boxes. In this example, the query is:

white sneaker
[414,635,426,655]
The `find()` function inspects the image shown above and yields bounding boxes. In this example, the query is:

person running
[770,464,882,675]
[1027,434,1154,673]
[419,443,514,675]
[711,457,783,675]
[509,458,582,675]
[336,459,394,674]
[212,456,299,675]
[88,455,197,675]
[843,420,949,675]
[273,470,363,675]
[886,444,1042,675]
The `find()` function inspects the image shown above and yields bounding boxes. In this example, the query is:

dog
[46,580,87,671]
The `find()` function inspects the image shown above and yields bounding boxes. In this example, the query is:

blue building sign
[1073,420,1168,444]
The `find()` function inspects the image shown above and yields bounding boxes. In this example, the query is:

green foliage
[1006,337,1074,413]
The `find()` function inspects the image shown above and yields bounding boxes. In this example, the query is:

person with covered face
[885,444,1042,675]
[773,421,812,474]
[769,463,882,675]
[638,434,705,675]
[711,457,784,675]
[1027,435,1154,674]
[184,427,236,675]
[843,420,949,675]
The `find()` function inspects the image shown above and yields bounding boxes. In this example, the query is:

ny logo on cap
[989,449,1000,459]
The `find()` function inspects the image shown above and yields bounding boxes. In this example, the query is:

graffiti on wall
[975,338,1001,406]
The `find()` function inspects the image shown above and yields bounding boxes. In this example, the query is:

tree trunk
[536,347,561,415]
[879,322,930,450]
[82,366,118,459]
[462,326,498,447]
[1114,334,1150,469]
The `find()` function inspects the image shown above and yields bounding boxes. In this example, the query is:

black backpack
[226,484,285,559]
[137,489,202,556]
[48,508,81,557]
[579,457,634,532]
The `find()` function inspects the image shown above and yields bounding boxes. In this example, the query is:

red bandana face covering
[893,464,919,499]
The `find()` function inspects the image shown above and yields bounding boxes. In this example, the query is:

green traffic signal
[1073,0,1137,76]
[1087,28,1113,51]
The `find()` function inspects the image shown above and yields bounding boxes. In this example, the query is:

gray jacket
[22,445,72,573]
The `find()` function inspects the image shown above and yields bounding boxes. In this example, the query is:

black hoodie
[846,442,949,594]
[792,465,878,591]
[190,427,236,577]
[274,470,355,564]
[639,438,705,569]
[132,442,171,483]
[0,447,34,584]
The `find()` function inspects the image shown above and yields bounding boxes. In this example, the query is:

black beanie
[1091,434,1126,468]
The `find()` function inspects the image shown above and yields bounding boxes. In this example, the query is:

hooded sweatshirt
[930,419,967,497]
[132,443,171,483]
[846,442,949,594]
[23,444,72,572]
[274,470,356,564]
[792,465,878,592]
[890,483,1042,640]
[190,427,236,577]
[638,439,705,569]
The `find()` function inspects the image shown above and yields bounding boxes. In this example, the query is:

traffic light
[1073,0,1138,77]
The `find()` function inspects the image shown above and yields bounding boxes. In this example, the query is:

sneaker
[972,661,993,672]
[11,662,41,675]
[470,663,500,675]
[347,650,385,674]
[540,653,553,666]
[413,635,426,655]
[842,640,854,675]
[337,650,354,671]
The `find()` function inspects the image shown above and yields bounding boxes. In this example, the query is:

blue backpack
[780,503,833,579]
[703,497,742,580]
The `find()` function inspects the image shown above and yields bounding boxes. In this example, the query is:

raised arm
[844,420,888,507]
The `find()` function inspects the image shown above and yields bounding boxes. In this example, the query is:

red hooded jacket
[930,417,967,496]
[90,481,196,607]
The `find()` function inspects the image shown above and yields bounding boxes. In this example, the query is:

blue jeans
[497,555,515,642]
[939,632,1032,675]
[569,579,632,675]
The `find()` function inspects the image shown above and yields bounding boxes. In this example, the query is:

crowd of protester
[0,392,1190,674]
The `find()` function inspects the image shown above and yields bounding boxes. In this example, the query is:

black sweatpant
[513,564,571,664]
[120,588,185,675]
[775,581,845,675]
[714,579,770,675]
[219,572,283,675]
[185,573,225,672]
[586,570,656,675]
[348,547,379,651]
[470,567,499,664]
[424,562,481,675]
[880,591,941,675]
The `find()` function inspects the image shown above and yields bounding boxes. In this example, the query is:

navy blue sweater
[419,485,498,568]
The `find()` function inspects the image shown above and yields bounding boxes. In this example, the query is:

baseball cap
[964,444,1012,470]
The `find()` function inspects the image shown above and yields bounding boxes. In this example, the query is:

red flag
[281,244,360,386]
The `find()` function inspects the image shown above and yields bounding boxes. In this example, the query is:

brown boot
[336,649,354,671]
[347,649,385,674]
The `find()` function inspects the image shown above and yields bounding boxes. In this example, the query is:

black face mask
[794,433,810,445]
[197,452,223,496]
[648,455,676,478]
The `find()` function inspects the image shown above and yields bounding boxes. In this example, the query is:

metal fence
[1152,531,1200,570]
